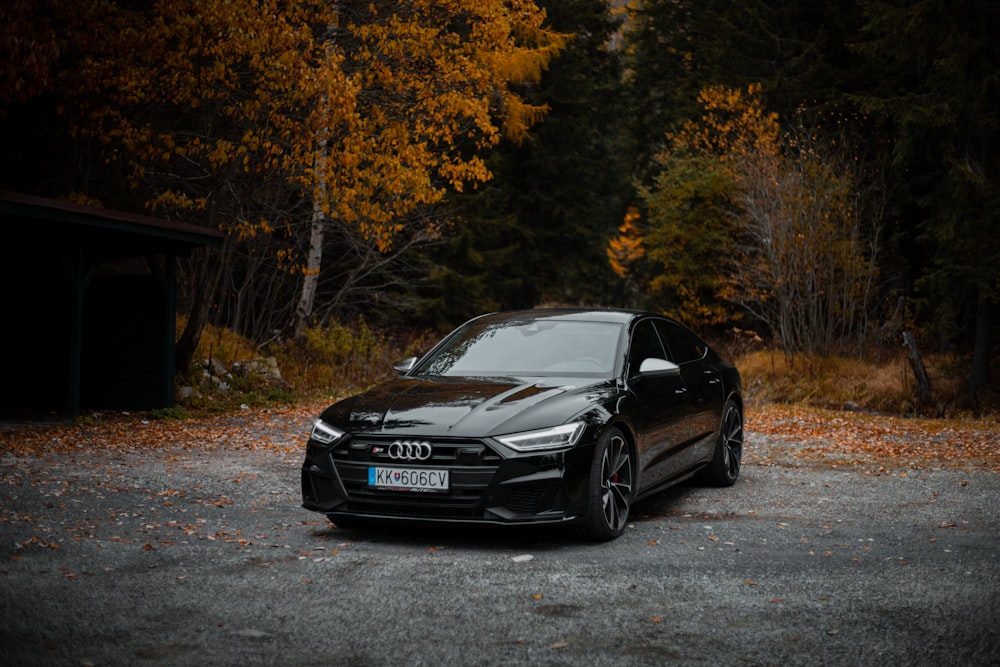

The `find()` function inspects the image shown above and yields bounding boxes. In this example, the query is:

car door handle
[674,387,687,395]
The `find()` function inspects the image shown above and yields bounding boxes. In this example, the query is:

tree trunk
[293,206,325,339]
[293,87,331,340]
[902,330,942,416]
[175,249,223,374]
[176,276,210,374]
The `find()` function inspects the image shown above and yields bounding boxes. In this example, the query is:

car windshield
[415,318,624,377]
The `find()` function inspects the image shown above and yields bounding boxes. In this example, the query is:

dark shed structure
[0,191,224,417]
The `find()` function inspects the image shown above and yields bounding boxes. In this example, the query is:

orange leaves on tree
[639,83,880,351]
[607,207,645,280]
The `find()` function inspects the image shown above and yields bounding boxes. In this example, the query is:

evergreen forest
[1,0,997,408]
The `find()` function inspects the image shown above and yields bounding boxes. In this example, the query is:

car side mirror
[639,358,680,375]
[392,356,418,375]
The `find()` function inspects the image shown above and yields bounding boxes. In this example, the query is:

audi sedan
[301,309,743,540]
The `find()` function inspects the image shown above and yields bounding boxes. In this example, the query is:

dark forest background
[1,0,997,409]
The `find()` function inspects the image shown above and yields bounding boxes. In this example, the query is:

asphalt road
[1,426,998,666]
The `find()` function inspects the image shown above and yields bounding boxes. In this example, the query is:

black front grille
[332,437,502,467]
[329,436,503,513]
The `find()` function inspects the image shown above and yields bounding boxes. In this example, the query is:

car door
[626,319,689,489]
[655,319,724,465]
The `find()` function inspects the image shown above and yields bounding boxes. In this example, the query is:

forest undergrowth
[3,321,993,474]
[175,320,998,424]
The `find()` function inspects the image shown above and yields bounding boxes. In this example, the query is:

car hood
[320,375,616,438]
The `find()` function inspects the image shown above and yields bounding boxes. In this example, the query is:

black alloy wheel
[706,399,743,487]
[581,427,633,541]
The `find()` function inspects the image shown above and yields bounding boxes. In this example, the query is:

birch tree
[55,0,564,362]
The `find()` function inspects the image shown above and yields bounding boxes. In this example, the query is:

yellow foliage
[667,83,780,162]
[606,207,645,279]
[60,0,565,252]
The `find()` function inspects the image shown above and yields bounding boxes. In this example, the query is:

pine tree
[853,0,1000,400]
[419,0,633,320]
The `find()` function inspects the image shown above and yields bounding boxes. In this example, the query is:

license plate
[368,466,449,493]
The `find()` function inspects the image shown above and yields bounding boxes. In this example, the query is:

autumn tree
[410,0,629,322]
[46,0,563,365]
[292,0,568,334]
[620,85,882,354]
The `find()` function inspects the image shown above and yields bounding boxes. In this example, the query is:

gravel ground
[1,414,998,666]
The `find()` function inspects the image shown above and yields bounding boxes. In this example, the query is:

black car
[301,309,743,540]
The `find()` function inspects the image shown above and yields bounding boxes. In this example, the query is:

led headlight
[310,419,345,444]
[496,421,585,452]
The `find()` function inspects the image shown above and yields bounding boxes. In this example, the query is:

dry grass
[174,318,431,411]
[738,349,997,417]
[173,318,995,419]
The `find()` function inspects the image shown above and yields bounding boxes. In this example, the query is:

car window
[654,320,707,364]
[417,319,623,377]
[627,320,667,374]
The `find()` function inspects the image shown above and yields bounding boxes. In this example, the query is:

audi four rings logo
[386,440,433,461]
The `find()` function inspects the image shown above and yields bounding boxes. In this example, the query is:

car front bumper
[301,433,595,526]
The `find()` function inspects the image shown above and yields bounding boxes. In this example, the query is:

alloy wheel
[600,433,633,532]
[720,403,744,480]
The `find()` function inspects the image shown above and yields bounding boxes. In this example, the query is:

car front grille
[328,437,503,514]
[331,436,503,467]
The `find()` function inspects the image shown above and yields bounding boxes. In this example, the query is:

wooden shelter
[0,191,224,418]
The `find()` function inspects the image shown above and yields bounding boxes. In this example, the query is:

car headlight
[496,422,586,452]
[310,419,345,445]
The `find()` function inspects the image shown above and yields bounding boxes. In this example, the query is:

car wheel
[705,399,743,487]
[580,427,633,541]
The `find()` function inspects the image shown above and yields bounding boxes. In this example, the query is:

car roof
[472,308,662,326]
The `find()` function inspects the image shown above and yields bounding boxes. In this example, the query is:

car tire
[579,426,633,541]
[705,399,743,487]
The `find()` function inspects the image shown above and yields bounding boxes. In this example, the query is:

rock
[205,357,230,378]
[231,357,283,383]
